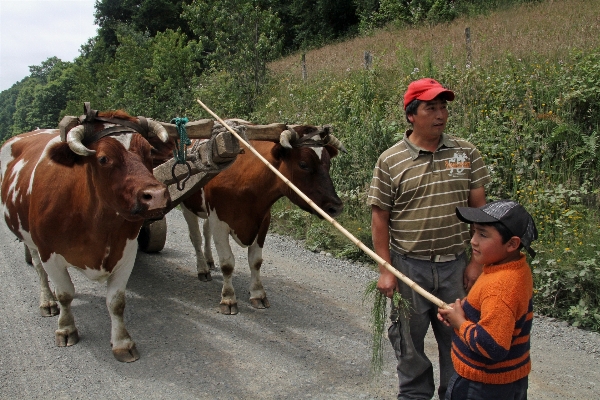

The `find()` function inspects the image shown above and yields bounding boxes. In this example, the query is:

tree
[0,83,23,142]
[183,0,283,115]
[10,58,74,134]
[94,0,193,52]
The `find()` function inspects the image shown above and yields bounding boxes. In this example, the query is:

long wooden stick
[196,99,450,310]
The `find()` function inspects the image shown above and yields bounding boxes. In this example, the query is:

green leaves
[183,0,283,115]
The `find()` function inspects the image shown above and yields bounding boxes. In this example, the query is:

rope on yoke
[171,117,191,164]
[170,117,192,190]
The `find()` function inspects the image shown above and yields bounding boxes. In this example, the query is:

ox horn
[67,125,96,156]
[279,127,299,149]
[147,119,169,142]
[321,126,347,154]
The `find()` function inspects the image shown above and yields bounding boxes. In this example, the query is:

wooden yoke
[158,119,287,141]
[60,114,290,142]
[58,114,298,210]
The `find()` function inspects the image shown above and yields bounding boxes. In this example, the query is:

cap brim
[417,88,455,102]
[455,207,499,224]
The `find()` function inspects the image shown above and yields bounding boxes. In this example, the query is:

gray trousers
[388,251,467,400]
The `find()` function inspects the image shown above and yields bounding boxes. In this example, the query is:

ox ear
[270,142,289,162]
[324,144,340,159]
[48,141,81,167]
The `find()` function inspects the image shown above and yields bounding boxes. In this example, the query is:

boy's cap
[456,200,538,258]
[403,78,455,109]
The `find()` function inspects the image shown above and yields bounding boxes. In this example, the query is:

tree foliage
[183,0,283,116]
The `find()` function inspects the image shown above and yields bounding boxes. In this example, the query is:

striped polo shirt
[367,130,491,257]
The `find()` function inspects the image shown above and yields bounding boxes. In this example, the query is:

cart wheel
[24,243,33,265]
[138,217,167,253]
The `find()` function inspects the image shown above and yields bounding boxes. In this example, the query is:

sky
[0,0,98,91]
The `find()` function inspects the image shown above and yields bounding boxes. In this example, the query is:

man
[368,78,491,399]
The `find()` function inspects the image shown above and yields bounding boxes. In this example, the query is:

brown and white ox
[155,123,344,315]
[0,111,170,362]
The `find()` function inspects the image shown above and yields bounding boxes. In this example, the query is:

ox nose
[325,200,343,218]
[139,186,169,211]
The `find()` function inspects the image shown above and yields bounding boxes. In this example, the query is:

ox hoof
[207,262,216,271]
[40,304,59,317]
[219,303,239,315]
[112,344,140,363]
[198,272,212,282]
[250,297,271,309]
[55,329,79,347]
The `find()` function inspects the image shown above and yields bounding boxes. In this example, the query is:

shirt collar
[402,129,456,160]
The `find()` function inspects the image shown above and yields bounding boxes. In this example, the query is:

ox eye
[299,161,309,170]
[98,156,109,165]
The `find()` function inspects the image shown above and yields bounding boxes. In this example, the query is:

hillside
[269,0,600,78]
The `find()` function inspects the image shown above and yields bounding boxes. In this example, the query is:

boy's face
[470,223,519,266]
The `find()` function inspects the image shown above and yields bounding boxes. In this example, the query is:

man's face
[409,98,448,136]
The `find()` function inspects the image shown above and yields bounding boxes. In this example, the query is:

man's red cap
[403,78,455,109]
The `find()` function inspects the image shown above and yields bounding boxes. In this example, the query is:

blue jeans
[445,373,528,400]
[388,251,467,400]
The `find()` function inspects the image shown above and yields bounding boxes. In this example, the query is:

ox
[0,111,170,362]
[169,123,344,315]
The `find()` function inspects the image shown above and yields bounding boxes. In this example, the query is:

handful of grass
[363,280,409,374]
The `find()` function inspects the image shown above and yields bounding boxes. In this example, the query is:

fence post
[364,51,373,70]
[465,27,472,68]
[301,53,307,81]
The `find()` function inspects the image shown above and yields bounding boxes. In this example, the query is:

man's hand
[463,259,482,292]
[377,269,399,299]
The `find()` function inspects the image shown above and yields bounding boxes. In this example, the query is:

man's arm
[463,186,487,291]
[468,186,486,208]
[371,205,398,298]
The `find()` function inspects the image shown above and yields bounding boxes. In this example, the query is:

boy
[438,200,538,400]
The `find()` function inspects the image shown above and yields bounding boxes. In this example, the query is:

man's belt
[403,253,460,263]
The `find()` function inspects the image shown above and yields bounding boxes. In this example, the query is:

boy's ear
[506,236,521,252]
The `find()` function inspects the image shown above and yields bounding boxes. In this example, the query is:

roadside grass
[260,0,600,331]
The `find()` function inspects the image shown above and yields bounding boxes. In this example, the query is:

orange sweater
[451,254,533,384]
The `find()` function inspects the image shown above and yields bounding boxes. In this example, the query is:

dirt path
[1,208,598,399]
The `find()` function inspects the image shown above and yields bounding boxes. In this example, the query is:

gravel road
[1,208,599,399]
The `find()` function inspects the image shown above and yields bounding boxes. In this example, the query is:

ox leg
[29,247,59,317]
[202,219,215,270]
[106,239,139,363]
[248,242,270,309]
[211,221,238,315]
[42,257,79,347]
[181,204,213,281]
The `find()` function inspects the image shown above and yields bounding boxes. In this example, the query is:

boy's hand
[437,298,467,329]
